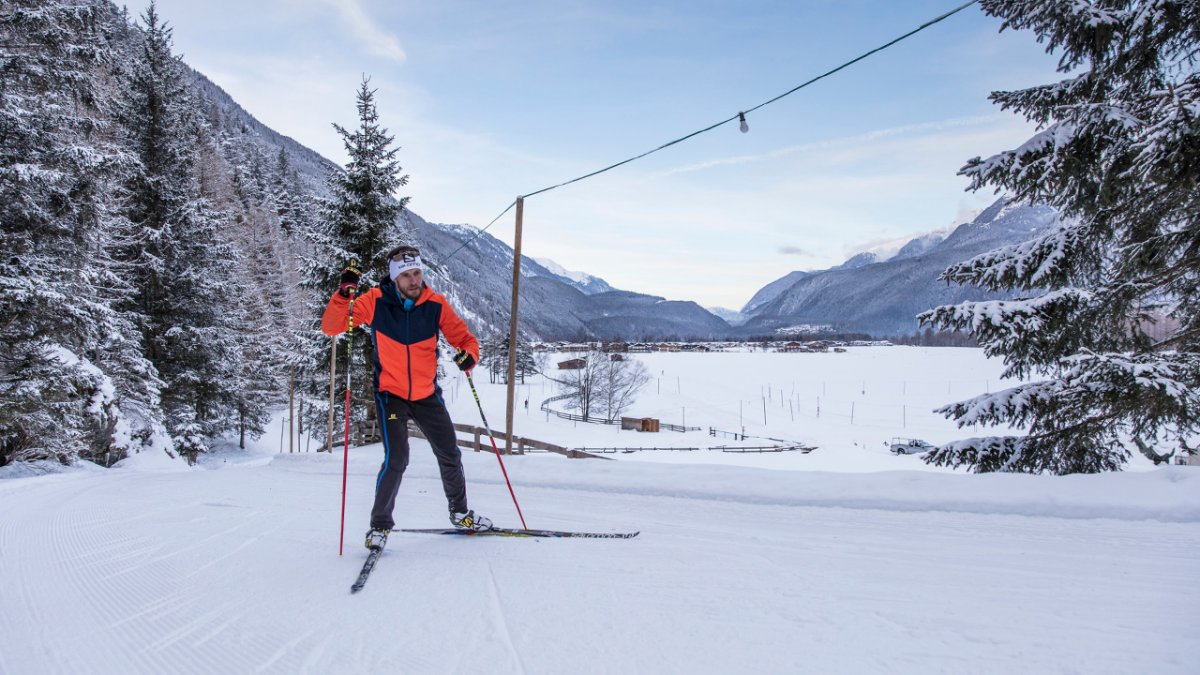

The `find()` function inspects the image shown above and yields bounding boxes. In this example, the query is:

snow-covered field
[2,347,1197,674]
[448,346,1162,471]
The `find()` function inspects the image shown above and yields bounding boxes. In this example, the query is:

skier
[323,245,491,552]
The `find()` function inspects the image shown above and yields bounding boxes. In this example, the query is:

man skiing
[322,245,491,552]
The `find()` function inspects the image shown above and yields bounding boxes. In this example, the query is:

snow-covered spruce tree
[919,0,1200,473]
[0,0,165,466]
[296,77,412,448]
[117,3,239,461]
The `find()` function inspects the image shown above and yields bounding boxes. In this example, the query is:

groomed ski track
[1,440,1197,675]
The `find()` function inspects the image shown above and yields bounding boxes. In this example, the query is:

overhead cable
[440,0,979,263]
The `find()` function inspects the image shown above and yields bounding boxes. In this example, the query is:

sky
[141,0,1065,310]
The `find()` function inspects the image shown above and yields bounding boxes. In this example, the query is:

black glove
[338,263,361,298]
[453,349,476,372]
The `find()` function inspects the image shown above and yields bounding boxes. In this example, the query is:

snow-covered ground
[2,348,1197,674]
[447,346,1163,471]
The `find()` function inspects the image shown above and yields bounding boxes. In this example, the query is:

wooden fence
[571,444,815,454]
[408,422,610,460]
[575,447,703,454]
[710,445,816,454]
[338,418,610,460]
[343,420,812,457]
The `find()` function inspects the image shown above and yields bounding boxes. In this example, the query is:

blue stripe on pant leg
[375,394,391,493]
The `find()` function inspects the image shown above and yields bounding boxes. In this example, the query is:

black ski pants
[370,390,468,530]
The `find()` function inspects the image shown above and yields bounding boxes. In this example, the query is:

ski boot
[450,509,493,531]
[364,528,389,551]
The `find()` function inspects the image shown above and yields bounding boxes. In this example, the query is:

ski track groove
[42,477,153,673]
[486,560,527,675]
[254,628,317,673]
[187,532,263,577]
[25,473,272,674]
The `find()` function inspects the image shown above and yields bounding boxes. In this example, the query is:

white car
[890,437,933,455]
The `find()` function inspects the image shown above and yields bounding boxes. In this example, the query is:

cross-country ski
[349,546,383,594]
[395,527,640,539]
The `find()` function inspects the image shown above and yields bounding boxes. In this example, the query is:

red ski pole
[464,370,528,529]
[338,261,360,556]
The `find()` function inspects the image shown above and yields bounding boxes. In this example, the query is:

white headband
[389,255,423,279]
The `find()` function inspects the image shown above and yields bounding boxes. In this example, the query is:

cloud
[952,199,984,227]
[319,0,407,62]
[778,246,810,256]
[652,114,1007,178]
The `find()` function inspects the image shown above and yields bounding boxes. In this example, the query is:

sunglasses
[387,246,421,262]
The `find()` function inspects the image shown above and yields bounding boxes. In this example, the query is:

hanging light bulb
[738,112,749,133]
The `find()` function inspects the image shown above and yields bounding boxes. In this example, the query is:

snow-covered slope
[2,348,1197,674]
[1,430,1195,674]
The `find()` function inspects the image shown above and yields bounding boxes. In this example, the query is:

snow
[488,347,1116,471]
[2,348,1197,674]
[532,256,591,284]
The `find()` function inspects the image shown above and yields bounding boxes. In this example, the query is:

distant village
[537,339,888,369]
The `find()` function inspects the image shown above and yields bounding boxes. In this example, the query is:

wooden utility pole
[327,340,337,452]
[504,196,525,455]
[288,365,295,453]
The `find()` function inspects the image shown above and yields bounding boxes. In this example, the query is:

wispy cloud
[652,114,1007,178]
[318,0,406,62]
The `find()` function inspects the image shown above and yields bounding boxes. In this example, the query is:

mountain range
[191,65,1057,342]
[412,197,1057,340]
[734,200,1059,337]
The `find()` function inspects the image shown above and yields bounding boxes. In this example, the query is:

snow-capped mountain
[833,252,879,270]
[405,214,729,341]
[737,199,1059,337]
[740,270,812,316]
[892,231,947,260]
[532,257,616,295]
[705,306,746,326]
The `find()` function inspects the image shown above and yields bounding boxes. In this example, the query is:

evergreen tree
[0,0,165,466]
[118,2,239,461]
[479,332,509,384]
[919,0,1200,473]
[296,76,412,447]
[478,332,538,384]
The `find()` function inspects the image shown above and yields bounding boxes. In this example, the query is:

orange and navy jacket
[321,278,479,401]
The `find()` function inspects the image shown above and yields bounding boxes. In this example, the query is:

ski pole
[465,370,528,529]
[338,260,360,556]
